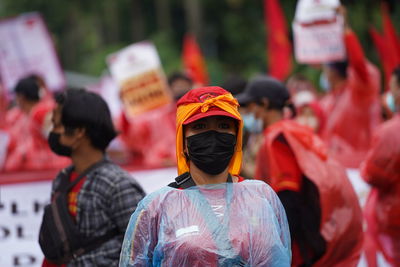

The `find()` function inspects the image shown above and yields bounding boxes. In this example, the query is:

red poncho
[320,31,381,168]
[361,114,400,267]
[117,103,176,168]
[4,96,69,171]
[256,120,363,266]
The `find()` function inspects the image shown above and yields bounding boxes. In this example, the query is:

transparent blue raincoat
[119,180,291,267]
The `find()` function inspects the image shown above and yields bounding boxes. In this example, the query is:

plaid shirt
[50,161,145,267]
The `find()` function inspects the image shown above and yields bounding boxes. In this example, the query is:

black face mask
[186,130,236,175]
[48,132,72,157]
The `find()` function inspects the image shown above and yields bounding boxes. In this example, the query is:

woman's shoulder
[237,179,278,198]
[138,186,183,208]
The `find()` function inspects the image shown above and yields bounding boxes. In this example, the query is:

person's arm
[361,124,400,189]
[344,30,369,84]
[271,138,326,265]
[109,173,146,234]
[338,5,369,84]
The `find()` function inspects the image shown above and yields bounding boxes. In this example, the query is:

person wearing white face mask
[239,109,264,179]
[236,75,363,267]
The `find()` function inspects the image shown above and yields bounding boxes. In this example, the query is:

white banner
[0,167,176,267]
[107,41,172,117]
[0,12,66,92]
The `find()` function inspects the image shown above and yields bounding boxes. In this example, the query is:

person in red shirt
[236,75,363,267]
[3,75,69,171]
[319,7,381,168]
[361,66,400,267]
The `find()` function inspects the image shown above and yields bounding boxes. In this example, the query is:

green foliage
[1,0,399,85]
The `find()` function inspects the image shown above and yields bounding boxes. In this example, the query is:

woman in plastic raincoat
[119,86,291,266]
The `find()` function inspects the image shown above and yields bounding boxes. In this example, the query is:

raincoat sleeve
[345,30,368,84]
[345,30,381,99]
[119,194,159,267]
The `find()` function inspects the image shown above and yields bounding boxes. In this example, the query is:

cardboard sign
[293,0,345,64]
[293,17,346,64]
[0,13,65,92]
[107,42,172,117]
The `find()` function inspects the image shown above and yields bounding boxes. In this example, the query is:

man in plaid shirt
[42,89,145,266]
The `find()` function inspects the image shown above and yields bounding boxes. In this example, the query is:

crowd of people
[0,5,399,267]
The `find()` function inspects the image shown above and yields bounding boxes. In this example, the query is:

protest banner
[0,12,65,92]
[293,0,346,64]
[107,42,172,118]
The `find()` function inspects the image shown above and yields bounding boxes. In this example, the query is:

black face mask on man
[186,130,236,175]
[48,132,73,157]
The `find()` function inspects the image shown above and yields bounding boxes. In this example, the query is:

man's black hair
[14,76,40,102]
[55,89,117,151]
[393,65,400,85]
[327,60,348,79]
[168,72,193,86]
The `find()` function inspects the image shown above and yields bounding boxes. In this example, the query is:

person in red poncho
[236,75,363,267]
[319,7,381,168]
[361,66,400,267]
[3,75,69,171]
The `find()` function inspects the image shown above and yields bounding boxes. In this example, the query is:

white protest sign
[0,12,66,92]
[107,42,172,117]
[293,0,346,64]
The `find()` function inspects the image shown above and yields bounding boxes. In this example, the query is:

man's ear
[74,127,86,139]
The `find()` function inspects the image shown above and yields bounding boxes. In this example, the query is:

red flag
[182,34,209,86]
[370,3,400,91]
[382,3,400,63]
[264,0,292,81]
[370,27,392,90]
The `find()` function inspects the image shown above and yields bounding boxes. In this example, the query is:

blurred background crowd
[0,0,399,266]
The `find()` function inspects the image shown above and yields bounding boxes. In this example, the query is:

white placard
[107,42,172,117]
[0,12,66,92]
[293,16,346,64]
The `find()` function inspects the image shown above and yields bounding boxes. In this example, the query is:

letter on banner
[293,0,346,64]
[107,42,172,117]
